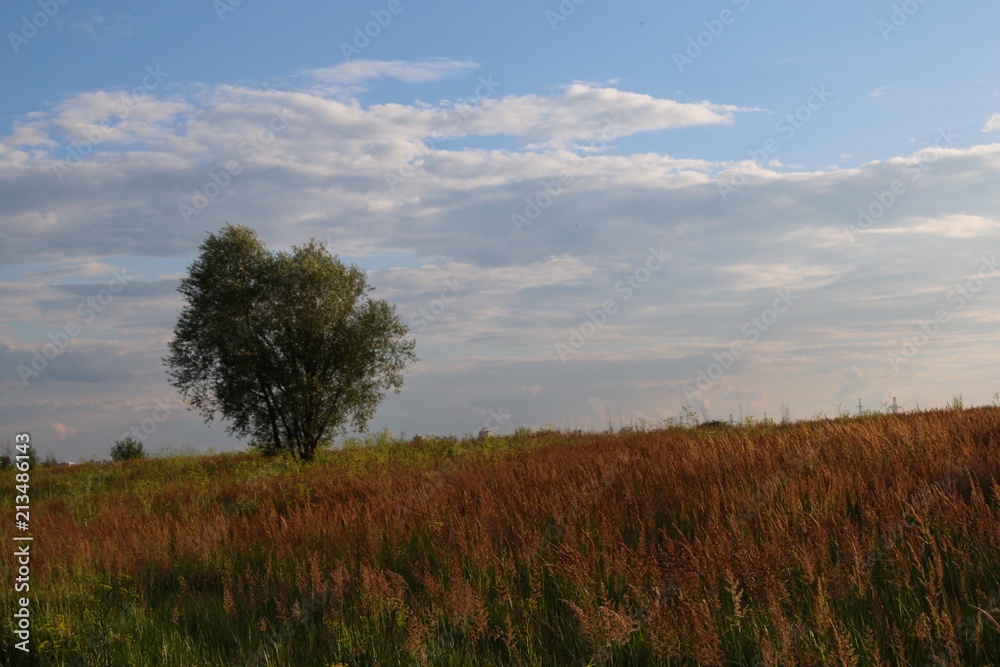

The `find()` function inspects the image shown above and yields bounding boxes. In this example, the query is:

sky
[3,0,1000,460]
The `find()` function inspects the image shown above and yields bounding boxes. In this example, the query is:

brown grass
[3,407,1000,665]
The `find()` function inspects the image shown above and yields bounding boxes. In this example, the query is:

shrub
[248,440,281,458]
[110,436,146,461]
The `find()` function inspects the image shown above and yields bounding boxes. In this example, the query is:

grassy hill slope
[3,408,1000,665]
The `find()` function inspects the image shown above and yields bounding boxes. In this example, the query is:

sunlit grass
[3,408,1000,665]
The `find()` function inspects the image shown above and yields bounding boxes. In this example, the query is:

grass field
[3,406,1000,665]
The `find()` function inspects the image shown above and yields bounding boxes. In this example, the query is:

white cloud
[23,261,123,280]
[872,214,1000,238]
[302,58,479,84]
[983,114,1000,132]
[64,10,137,40]
[52,422,77,439]
[458,84,740,146]
[4,68,1000,456]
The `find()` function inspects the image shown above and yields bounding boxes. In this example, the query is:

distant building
[478,427,493,439]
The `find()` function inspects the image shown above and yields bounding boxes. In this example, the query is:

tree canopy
[164,224,418,460]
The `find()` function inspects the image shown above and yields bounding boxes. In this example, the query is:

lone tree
[164,224,418,461]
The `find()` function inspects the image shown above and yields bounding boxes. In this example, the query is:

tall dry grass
[3,407,1000,665]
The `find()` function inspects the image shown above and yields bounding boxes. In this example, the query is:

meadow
[3,406,1000,666]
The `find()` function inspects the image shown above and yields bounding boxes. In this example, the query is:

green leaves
[165,225,417,461]
[110,436,146,461]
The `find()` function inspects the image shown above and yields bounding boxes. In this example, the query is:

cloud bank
[3,59,1000,458]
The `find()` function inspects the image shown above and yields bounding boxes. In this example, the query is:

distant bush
[110,437,146,461]
[341,427,398,450]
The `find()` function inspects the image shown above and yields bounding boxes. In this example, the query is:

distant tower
[890,397,899,414]
[858,398,863,416]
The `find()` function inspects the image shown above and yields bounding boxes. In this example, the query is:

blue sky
[3,0,1000,459]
